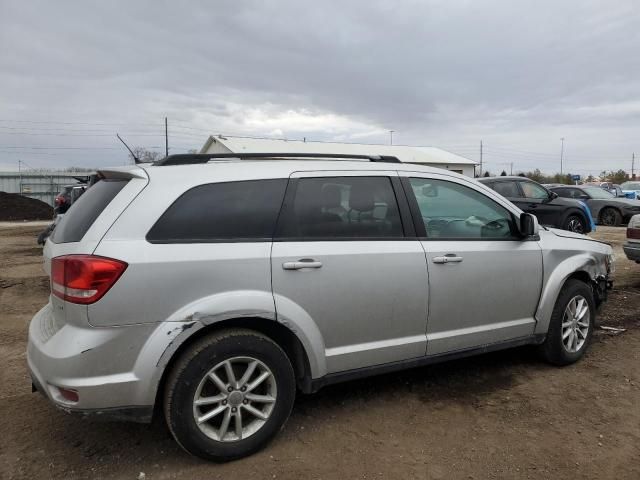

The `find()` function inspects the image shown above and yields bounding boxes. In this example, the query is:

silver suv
[28,153,613,461]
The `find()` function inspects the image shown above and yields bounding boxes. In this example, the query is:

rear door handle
[282,259,323,270]
[433,255,463,264]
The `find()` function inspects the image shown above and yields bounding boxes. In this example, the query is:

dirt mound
[0,192,53,221]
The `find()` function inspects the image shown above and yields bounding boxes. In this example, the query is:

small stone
[138,473,146,480]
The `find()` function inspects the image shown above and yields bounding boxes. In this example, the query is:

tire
[538,279,595,366]
[164,329,296,462]
[563,213,587,233]
[599,207,622,227]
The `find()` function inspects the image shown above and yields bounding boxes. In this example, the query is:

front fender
[534,254,604,335]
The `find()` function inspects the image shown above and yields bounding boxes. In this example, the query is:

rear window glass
[51,179,128,243]
[147,179,288,243]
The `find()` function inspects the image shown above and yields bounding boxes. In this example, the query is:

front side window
[147,179,287,242]
[409,178,516,239]
[278,176,403,238]
[519,181,549,199]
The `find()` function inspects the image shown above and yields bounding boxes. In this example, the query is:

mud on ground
[0,225,638,480]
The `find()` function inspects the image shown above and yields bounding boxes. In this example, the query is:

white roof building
[200,136,478,177]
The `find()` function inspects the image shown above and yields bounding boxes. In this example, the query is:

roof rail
[153,153,401,166]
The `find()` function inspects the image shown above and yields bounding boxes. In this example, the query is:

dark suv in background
[478,176,593,233]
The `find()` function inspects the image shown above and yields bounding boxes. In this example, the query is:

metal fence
[0,172,92,207]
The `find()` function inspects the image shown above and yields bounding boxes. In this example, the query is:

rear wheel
[563,214,587,233]
[538,279,595,365]
[599,207,622,226]
[164,329,296,461]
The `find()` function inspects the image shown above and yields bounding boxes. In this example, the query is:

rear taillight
[54,195,65,205]
[51,255,127,304]
[628,228,640,240]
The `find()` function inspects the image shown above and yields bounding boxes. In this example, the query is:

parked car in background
[54,184,87,215]
[549,185,640,226]
[606,184,635,199]
[624,215,640,263]
[478,176,593,233]
[620,181,640,200]
[28,153,613,461]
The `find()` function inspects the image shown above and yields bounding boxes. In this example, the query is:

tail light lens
[54,195,66,205]
[628,228,640,239]
[51,255,127,304]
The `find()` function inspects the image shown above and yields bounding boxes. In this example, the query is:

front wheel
[538,279,595,365]
[600,207,622,226]
[563,214,587,233]
[164,329,296,461]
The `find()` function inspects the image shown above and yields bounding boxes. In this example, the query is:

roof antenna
[116,134,140,164]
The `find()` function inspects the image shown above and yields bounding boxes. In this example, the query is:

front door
[402,174,543,355]
[271,172,429,374]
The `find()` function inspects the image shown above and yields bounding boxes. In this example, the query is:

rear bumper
[26,303,194,423]
[623,243,640,262]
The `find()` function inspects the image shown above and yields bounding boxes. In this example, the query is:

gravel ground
[1,224,638,480]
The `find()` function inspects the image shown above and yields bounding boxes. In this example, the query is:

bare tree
[129,147,163,164]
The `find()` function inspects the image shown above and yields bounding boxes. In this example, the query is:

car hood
[545,227,610,246]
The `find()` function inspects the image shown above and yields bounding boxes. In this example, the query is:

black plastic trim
[154,153,402,166]
[306,334,545,393]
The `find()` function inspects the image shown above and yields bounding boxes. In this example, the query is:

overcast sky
[1,0,639,176]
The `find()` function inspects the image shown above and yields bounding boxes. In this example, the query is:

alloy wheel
[561,295,590,353]
[567,217,584,233]
[193,356,277,442]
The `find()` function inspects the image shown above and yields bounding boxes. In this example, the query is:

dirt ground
[1,224,639,480]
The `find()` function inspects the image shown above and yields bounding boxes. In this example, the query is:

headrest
[322,184,343,208]
[349,183,375,211]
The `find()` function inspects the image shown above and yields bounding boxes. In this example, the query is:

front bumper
[623,243,640,263]
[27,303,192,423]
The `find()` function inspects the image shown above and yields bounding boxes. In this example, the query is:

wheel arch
[534,255,602,335]
[153,316,314,420]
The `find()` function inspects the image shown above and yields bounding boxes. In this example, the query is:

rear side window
[277,176,404,239]
[52,179,128,243]
[491,181,521,198]
[147,179,287,243]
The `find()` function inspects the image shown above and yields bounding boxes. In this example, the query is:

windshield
[621,182,640,190]
[583,186,614,199]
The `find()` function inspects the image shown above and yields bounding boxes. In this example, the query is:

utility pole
[560,137,565,175]
[510,162,513,175]
[18,159,22,196]
[479,140,483,177]
[165,117,169,157]
[389,130,394,145]
[632,153,636,180]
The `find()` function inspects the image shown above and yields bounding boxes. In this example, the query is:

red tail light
[628,228,640,239]
[51,255,127,304]
[54,195,66,205]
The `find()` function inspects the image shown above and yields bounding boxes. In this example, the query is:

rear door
[401,173,543,355]
[271,171,429,374]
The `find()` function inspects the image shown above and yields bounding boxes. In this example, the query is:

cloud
[0,0,639,176]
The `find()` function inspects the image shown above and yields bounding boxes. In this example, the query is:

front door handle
[282,259,323,270]
[432,254,463,264]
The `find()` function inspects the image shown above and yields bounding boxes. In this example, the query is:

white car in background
[624,215,640,263]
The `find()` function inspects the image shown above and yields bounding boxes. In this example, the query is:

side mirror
[549,191,558,200]
[520,212,539,237]
[579,194,589,200]
[421,184,438,197]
